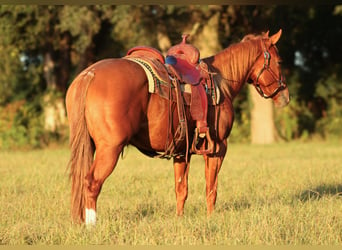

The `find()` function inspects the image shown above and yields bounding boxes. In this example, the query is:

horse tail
[66,69,95,223]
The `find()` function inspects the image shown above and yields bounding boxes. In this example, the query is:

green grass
[1,141,342,245]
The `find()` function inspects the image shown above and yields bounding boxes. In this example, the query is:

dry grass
[1,141,342,245]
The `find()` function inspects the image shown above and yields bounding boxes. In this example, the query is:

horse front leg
[204,140,227,215]
[173,155,191,216]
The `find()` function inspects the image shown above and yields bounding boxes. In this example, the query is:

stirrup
[190,127,214,155]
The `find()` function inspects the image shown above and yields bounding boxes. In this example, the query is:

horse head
[246,29,290,108]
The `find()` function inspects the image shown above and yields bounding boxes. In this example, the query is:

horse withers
[66,29,289,225]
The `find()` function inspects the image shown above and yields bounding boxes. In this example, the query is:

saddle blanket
[125,56,169,94]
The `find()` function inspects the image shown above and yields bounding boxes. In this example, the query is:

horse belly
[129,94,170,152]
[130,94,195,154]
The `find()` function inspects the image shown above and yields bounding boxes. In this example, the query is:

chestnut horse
[66,29,289,225]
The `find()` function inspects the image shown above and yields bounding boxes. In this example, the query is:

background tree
[0,5,341,149]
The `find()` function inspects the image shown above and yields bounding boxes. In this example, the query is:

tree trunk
[43,51,57,90]
[42,35,70,133]
[192,12,222,57]
[76,43,96,74]
[249,85,275,144]
[56,32,71,94]
[157,31,172,56]
[43,94,66,133]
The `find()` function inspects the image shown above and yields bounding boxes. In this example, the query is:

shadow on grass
[298,184,342,202]
[215,184,342,213]
[106,201,175,222]
[216,199,251,212]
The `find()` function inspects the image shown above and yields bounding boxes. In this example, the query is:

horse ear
[265,30,270,37]
[270,29,282,45]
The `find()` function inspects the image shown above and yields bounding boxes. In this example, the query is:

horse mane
[206,33,266,99]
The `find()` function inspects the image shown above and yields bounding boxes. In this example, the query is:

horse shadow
[297,184,342,202]
[105,201,175,222]
[103,184,342,220]
[216,199,252,212]
[216,183,342,213]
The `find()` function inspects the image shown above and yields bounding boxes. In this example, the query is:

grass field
[1,141,342,245]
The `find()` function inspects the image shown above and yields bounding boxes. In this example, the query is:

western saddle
[125,34,215,156]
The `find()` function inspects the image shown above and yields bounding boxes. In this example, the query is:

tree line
[0,5,341,149]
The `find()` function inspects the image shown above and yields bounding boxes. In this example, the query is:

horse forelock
[241,32,268,42]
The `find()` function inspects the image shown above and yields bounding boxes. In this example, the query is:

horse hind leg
[84,143,124,226]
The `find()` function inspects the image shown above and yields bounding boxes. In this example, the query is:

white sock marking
[85,208,96,226]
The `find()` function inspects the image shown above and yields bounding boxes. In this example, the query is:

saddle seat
[165,34,203,86]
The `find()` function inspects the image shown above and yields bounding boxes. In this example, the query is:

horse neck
[205,40,261,100]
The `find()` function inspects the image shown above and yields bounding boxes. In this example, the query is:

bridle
[249,39,287,99]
